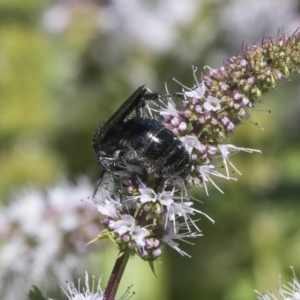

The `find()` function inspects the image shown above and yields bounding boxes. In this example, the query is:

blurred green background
[1,0,300,299]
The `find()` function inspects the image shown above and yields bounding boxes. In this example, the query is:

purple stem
[103,250,130,300]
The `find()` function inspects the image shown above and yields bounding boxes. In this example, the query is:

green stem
[103,250,130,300]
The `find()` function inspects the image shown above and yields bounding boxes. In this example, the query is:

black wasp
[92,86,191,196]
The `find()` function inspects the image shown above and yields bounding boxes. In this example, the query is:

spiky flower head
[256,268,300,300]
[91,31,300,261]
[51,271,134,300]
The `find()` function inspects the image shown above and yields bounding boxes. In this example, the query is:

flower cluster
[256,269,300,300]
[55,271,134,300]
[91,85,258,259]
[0,178,99,300]
[91,31,300,261]
[159,85,261,193]
[92,175,204,259]
[165,31,300,190]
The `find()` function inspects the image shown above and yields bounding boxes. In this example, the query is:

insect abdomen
[124,118,191,178]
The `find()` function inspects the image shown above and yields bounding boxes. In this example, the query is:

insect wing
[94,85,147,145]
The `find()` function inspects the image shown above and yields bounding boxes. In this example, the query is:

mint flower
[203,95,221,112]
[162,221,202,257]
[217,144,261,177]
[92,180,210,260]
[160,32,300,192]
[60,272,104,300]
[90,31,300,300]
[98,198,121,219]
[92,32,300,263]
[256,269,300,300]
[113,215,150,249]
[56,271,134,300]
[0,178,99,300]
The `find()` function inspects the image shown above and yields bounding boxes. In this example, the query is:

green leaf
[27,286,47,300]
[87,228,111,245]
[148,261,157,278]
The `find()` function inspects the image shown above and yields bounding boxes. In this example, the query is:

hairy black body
[93,86,191,195]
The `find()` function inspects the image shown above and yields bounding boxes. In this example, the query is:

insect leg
[92,169,106,198]
[135,92,161,118]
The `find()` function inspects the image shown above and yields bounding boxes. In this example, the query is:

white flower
[218,144,261,177]
[113,215,136,236]
[60,271,104,300]
[184,83,206,99]
[180,135,204,155]
[197,165,237,195]
[136,187,158,203]
[58,271,134,300]
[0,178,98,300]
[168,201,193,220]
[157,189,174,206]
[97,198,120,219]
[178,73,222,114]
[203,96,221,111]
[129,186,176,206]
[159,99,179,118]
[256,268,300,300]
[162,221,202,257]
[164,197,214,232]
[130,226,150,248]
[113,215,149,248]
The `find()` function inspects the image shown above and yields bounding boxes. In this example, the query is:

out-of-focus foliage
[1,0,300,299]
[28,286,47,300]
